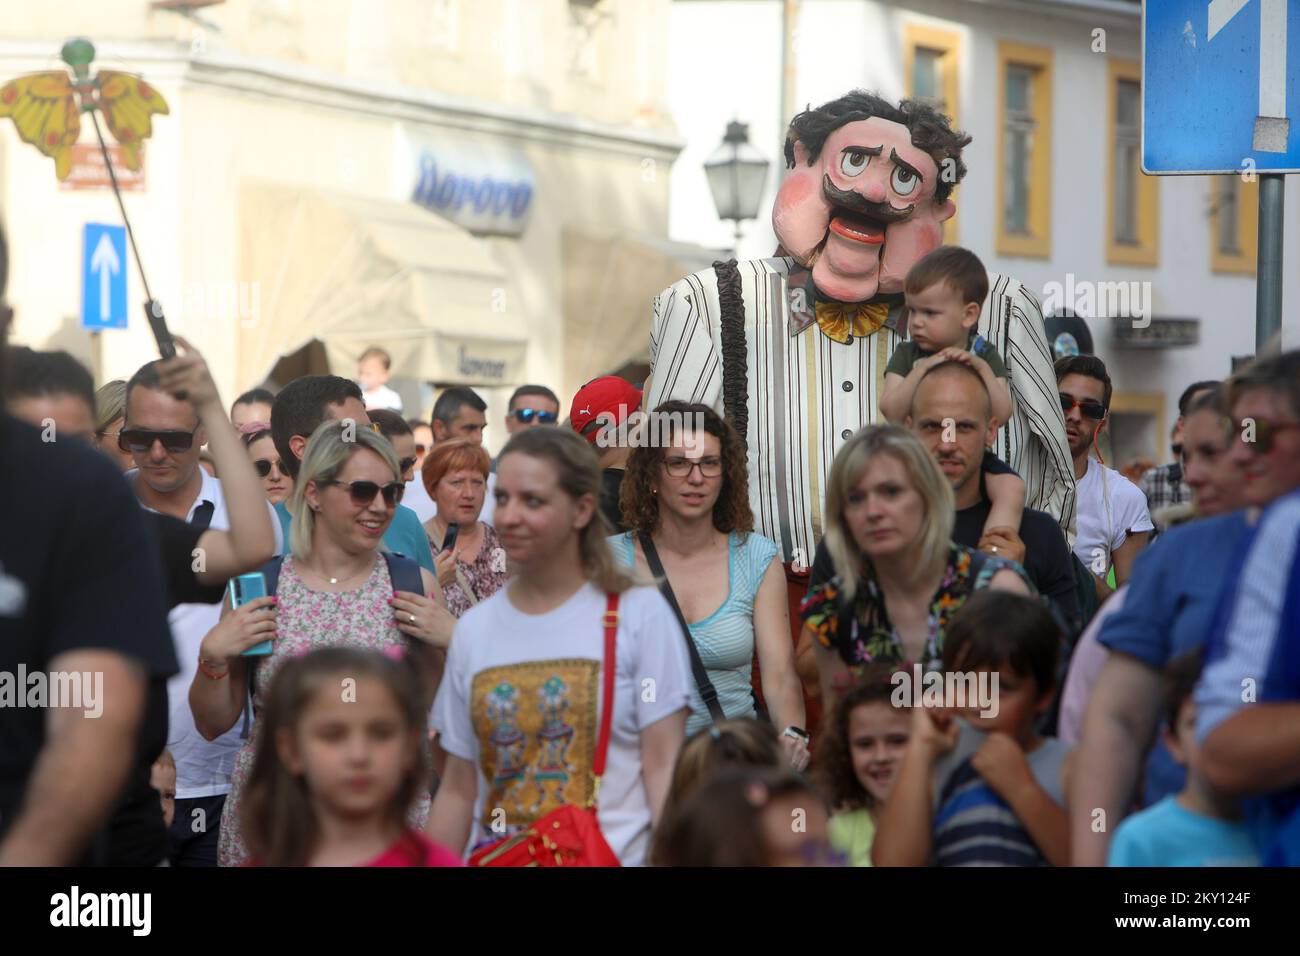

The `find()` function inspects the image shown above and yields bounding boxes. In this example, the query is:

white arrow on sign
[89,232,121,322]
[1208,0,1290,151]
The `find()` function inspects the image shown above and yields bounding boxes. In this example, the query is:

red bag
[468,593,622,868]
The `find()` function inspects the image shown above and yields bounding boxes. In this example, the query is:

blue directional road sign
[1144,0,1300,173]
[82,223,127,330]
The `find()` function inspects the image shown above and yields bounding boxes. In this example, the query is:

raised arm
[157,337,277,583]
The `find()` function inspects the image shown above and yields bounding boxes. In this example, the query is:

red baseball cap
[569,376,643,443]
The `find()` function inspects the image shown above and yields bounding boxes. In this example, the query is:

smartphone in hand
[229,572,273,656]
[442,522,460,554]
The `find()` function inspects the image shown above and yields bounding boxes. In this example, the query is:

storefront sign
[434,335,524,385]
[400,129,534,236]
[59,144,145,191]
[1112,316,1200,349]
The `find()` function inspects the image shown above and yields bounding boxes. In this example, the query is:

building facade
[2,0,709,452]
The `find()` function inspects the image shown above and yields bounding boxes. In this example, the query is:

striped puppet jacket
[646,258,1077,566]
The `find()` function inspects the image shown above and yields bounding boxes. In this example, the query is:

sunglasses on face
[663,456,723,478]
[119,426,201,454]
[254,458,285,479]
[511,409,558,425]
[1058,394,1107,421]
[322,479,405,508]
[1227,417,1300,455]
[399,456,417,474]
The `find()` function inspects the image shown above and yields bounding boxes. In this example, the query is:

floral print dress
[800,544,1034,676]
[426,522,508,618]
[216,555,430,867]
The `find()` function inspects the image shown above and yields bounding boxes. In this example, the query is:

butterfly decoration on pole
[0,37,178,357]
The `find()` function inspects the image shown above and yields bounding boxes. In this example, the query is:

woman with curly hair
[610,401,807,768]
[814,669,910,866]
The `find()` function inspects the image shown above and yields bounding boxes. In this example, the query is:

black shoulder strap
[638,532,725,722]
[381,552,424,596]
[190,500,215,532]
[712,258,749,449]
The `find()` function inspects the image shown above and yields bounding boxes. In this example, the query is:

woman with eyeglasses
[241,428,293,505]
[188,420,452,867]
[420,439,507,617]
[611,402,809,770]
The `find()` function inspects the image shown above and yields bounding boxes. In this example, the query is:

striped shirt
[609,530,779,736]
[647,259,1076,564]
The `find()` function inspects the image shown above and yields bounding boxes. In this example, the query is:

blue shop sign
[409,143,535,236]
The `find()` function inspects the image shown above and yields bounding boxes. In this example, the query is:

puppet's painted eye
[891,166,919,196]
[840,150,870,176]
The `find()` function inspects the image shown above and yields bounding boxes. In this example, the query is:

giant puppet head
[773,92,970,303]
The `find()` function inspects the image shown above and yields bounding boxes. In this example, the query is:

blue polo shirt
[274,501,434,573]
[1097,509,1253,806]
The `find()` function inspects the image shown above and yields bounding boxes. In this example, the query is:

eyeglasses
[398,456,417,474]
[1227,417,1300,455]
[321,479,405,508]
[663,456,723,478]
[511,409,558,425]
[1058,394,1107,421]
[253,458,286,479]
[119,426,201,454]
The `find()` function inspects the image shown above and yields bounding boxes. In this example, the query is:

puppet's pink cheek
[878,219,945,293]
[773,173,832,261]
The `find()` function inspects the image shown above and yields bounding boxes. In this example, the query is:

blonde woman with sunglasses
[190,421,455,866]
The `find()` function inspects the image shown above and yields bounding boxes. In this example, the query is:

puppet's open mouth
[827,210,886,245]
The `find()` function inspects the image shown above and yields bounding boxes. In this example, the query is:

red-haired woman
[421,439,507,616]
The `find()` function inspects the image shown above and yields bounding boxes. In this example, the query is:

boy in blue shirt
[1108,651,1258,867]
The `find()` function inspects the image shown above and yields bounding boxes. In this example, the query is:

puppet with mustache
[645,92,1075,724]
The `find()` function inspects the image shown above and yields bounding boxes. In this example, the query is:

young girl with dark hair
[241,647,460,867]
[814,668,911,866]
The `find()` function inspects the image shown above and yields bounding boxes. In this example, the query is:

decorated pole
[0,37,175,355]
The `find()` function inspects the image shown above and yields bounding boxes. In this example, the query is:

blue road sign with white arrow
[82,223,127,330]
[1144,0,1300,173]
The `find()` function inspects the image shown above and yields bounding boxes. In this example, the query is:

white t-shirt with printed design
[432,582,693,866]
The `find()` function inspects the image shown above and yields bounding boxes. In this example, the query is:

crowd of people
[1,225,1298,869]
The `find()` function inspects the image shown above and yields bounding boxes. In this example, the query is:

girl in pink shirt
[241,647,461,867]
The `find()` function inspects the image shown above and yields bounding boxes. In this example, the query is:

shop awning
[238,183,528,389]
[562,228,722,392]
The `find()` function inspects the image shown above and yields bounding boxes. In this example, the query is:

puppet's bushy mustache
[822,175,913,223]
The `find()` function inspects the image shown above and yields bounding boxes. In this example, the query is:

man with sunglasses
[1192,350,1300,864]
[1054,355,1152,606]
[504,384,561,437]
[269,375,435,574]
[122,354,285,867]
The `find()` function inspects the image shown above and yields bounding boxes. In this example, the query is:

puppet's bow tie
[791,300,892,344]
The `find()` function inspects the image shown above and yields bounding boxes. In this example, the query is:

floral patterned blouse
[426,521,508,618]
[800,543,1034,675]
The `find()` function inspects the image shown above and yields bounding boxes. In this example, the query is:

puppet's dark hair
[784,91,971,203]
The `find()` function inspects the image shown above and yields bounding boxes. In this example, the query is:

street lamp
[704,120,771,253]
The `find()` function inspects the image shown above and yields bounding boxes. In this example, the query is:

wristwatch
[781,725,810,743]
